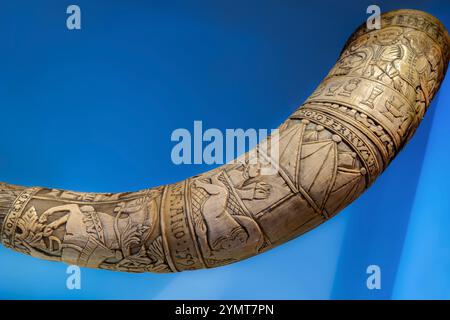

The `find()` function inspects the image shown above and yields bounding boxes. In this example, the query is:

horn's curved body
[0,9,448,273]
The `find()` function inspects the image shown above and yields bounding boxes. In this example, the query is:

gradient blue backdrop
[0,0,449,299]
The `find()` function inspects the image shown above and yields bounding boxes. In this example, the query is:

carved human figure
[19,197,154,268]
[193,164,268,261]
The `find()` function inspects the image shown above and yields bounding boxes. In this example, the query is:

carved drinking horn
[0,9,449,273]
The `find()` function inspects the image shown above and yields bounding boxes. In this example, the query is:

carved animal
[0,9,449,273]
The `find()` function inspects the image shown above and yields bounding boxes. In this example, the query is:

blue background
[0,0,449,299]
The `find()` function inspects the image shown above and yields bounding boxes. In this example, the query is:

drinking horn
[0,9,449,273]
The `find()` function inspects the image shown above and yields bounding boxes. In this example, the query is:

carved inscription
[161,182,204,271]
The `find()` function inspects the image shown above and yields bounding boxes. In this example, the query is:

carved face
[245,164,261,178]
[405,32,427,55]
[337,52,366,70]
[114,197,146,215]
[427,46,440,67]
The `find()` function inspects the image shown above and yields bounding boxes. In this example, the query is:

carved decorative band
[291,108,381,183]
[305,76,416,149]
[346,10,450,58]
[160,182,205,272]
[305,102,393,165]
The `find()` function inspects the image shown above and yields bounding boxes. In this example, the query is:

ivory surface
[0,9,448,273]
